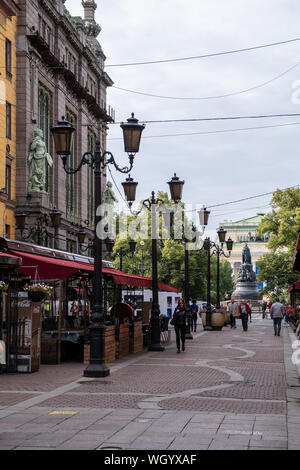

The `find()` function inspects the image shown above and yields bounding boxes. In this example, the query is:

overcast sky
[66,0,300,240]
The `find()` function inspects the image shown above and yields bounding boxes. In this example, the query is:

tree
[255,187,300,297]
[256,252,298,298]
[110,194,234,303]
[257,187,300,254]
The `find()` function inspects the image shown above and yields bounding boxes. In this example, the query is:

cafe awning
[7,249,179,292]
[288,280,300,293]
[293,233,300,272]
[102,268,179,293]
[8,249,94,280]
[0,252,22,267]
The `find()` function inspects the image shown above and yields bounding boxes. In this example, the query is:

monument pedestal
[233,281,259,302]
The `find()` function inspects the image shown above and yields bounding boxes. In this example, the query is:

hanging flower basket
[0,281,8,291]
[23,283,53,302]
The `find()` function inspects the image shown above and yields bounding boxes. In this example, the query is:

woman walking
[172,298,187,354]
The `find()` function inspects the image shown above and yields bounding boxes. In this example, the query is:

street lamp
[213,228,233,309]
[203,229,234,329]
[51,113,145,377]
[15,209,64,248]
[134,174,184,351]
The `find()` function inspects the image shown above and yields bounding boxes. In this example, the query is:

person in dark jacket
[172,298,187,353]
[190,300,199,332]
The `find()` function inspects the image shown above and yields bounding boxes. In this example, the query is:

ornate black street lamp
[15,208,63,247]
[51,113,145,377]
[203,229,233,329]
[131,175,184,351]
[213,228,233,309]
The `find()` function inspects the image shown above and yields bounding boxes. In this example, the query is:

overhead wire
[107,121,300,140]
[112,61,300,100]
[105,36,300,67]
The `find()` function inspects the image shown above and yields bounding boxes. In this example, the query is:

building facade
[219,213,270,281]
[14,0,114,251]
[0,0,19,240]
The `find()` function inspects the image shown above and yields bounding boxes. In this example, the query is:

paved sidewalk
[0,314,299,450]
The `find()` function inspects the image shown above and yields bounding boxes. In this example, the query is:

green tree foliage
[257,187,300,254]
[256,187,300,296]
[110,192,234,303]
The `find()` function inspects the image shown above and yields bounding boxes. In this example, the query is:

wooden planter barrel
[201,311,225,331]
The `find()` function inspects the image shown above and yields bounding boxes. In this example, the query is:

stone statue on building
[28,129,53,192]
[102,182,118,205]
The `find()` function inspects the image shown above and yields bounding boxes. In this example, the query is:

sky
[66,0,300,241]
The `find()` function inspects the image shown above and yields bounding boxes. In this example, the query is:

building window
[5,39,12,76]
[87,130,96,225]
[38,84,51,192]
[5,225,11,238]
[5,165,11,199]
[67,239,76,253]
[6,102,11,139]
[65,109,77,219]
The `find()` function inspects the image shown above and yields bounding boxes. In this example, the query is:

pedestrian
[248,300,252,322]
[270,298,284,336]
[227,297,238,328]
[262,300,267,319]
[172,298,187,353]
[238,299,251,331]
[190,300,199,332]
[268,300,272,312]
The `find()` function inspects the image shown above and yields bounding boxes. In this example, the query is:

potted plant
[201,306,226,331]
[0,281,8,292]
[23,283,53,302]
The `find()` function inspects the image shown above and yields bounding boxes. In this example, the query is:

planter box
[84,325,116,365]
[201,312,225,331]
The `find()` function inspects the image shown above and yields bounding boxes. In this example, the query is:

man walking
[238,299,251,331]
[262,300,267,319]
[190,300,199,332]
[227,297,238,329]
[270,298,284,336]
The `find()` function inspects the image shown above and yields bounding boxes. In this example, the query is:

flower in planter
[0,281,8,291]
[23,283,53,296]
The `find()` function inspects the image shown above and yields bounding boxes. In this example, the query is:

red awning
[288,280,300,293]
[8,250,94,280]
[7,249,179,292]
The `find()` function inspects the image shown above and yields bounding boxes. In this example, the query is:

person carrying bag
[172,298,187,354]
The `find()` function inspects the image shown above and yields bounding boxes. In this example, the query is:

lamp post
[214,228,233,309]
[51,113,145,377]
[15,208,63,248]
[203,230,233,329]
[132,174,184,351]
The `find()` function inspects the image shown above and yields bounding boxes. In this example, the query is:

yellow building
[219,213,270,283]
[0,0,18,239]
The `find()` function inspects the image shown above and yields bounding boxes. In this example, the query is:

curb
[283,323,300,450]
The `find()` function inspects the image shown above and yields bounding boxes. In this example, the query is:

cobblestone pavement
[0,314,300,450]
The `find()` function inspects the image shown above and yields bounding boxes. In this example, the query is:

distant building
[219,213,270,282]
[0,0,19,239]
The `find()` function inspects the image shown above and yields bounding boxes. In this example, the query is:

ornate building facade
[0,0,19,240]
[14,0,114,251]
[219,213,270,281]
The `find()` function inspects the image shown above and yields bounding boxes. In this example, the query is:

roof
[220,213,265,228]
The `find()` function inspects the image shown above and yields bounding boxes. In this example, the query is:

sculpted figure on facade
[102,182,118,205]
[28,129,53,192]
